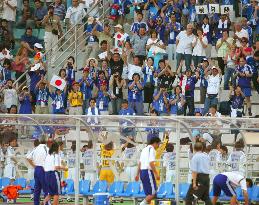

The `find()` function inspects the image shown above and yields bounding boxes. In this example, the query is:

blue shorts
[242,87,252,97]
[140,169,157,196]
[213,174,236,197]
[45,171,61,196]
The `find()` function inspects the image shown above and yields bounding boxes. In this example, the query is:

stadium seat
[133,189,145,198]
[14,178,27,188]
[79,180,90,195]
[0,178,10,191]
[179,183,190,199]
[118,182,141,197]
[38,29,45,40]
[62,179,75,195]
[251,185,259,202]
[19,179,35,195]
[13,29,25,40]
[157,182,173,198]
[87,180,108,195]
[109,181,124,196]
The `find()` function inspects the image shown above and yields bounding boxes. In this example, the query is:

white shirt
[26,144,49,167]
[146,38,165,55]
[82,149,94,170]
[122,147,139,167]
[3,88,17,109]
[192,36,208,57]
[227,150,246,174]
[176,31,195,54]
[222,172,247,191]
[44,153,61,172]
[206,74,221,95]
[127,64,143,80]
[235,29,249,47]
[5,146,15,165]
[65,3,86,25]
[114,32,129,49]
[163,152,176,171]
[209,149,222,173]
[139,145,155,170]
[2,0,17,22]
[67,151,76,168]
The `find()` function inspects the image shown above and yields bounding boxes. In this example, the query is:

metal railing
[13,0,109,90]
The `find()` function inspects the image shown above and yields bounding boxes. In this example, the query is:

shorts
[45,171,61,196]
[213,174,236,197]
[3,164,16,179]
[241,87,252,97]
[99,169,114,184]
[140,169,157,196]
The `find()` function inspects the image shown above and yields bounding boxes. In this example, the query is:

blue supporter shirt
[143,66,155,85]
[0,67,12,81]
[66,67,76,86]
[231,95,244,109]
[170,93,185,115]
[79,77,94,101]
[35,87,50,106]
[96,91,109,111]
[145,126,160,142]
[128,82,144,102]
[155,25,166,43]
[21,35,40,50]
[51,92,66,114]
[152,91,169,114]
[119,107,135,116]
[184,76,197,97]
[237,64,253,88]
[28,70,46,93]
[131,22,149,33]
[167,22,181,44]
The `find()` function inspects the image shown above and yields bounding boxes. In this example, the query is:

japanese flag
[50,75,66,91]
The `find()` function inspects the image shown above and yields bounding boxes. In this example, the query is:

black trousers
[217,57,225,75]
[184,96,194,116]
[185,173,212,205]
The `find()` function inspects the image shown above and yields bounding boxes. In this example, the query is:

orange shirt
[3,185,22,200]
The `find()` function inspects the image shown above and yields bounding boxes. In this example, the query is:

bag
[190,183,207,200]
[219,101,231,115]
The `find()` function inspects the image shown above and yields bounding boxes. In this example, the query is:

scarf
[52,94,63,109]
[202,24,210,34]
[87,107,99,125]
[38,89,48,102]
[180,75,187,95]
[218,19,228,29]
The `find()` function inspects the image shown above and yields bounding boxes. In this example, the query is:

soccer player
[212,172,250,205]
[135,137,161,205]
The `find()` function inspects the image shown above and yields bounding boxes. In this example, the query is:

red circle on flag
[117,34,122,39]
[55,80,62,86]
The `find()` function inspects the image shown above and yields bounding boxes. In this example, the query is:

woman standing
[19,86,32,114]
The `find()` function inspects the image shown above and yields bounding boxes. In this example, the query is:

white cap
[34,43,43,49]
[114,24,123,29]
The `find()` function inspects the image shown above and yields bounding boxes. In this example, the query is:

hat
[202,58,209,62]
[72,81,79,86]
[114,24,123,29]
[87,16,95,24]
[86,57,98,67]
[22,86,28,91]
[212,66,219,72]
[34,43,43,49]
[202,133,213,145]
[83,67,90,73]
[192,130,200,138]
[244,47,252,53]
[111,48,122,55]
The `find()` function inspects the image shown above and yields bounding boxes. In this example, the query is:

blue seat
[79,180,91,195]
[13,29,25,40]
[179,183,190,199]
[19,179,34,195]
[118,182,141,197]
[109,181,124,196]
[133,189,145,198]
[251,185,259,202]
[157,182,173,198]
[87,180,108,196]
[0,178,10,191]
[14,178,27,188]
[62,179,75,195]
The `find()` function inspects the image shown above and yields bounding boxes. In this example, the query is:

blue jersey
[167,22,181,44]
[79,77,94,101]
[119,107,135,116]
[96,91,109,111]
[237,64,253,88]
[51,93,66,114]
[35,88,50,106]
[170,93,185,115]
[131,22,149,33]
[155,25,166,43]
[128,82,144,102]
[152,91,168,114]
[66,67,76,86]
[143,66,155,85]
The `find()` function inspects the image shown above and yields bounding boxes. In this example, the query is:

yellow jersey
[68,91,83,107]
[100,144,115,168]
[155,138,169,167]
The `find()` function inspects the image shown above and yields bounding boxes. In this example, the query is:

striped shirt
[52,3,66,21]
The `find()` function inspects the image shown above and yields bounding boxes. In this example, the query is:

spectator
[128,73,144,115]
[3,79,17,111]
[114,24,129,51]
[203,66,222,115]
[95,81,110,115]
[215,14,231,40]
[196,58,209,104]
[216,30,233,74]
[97,40,108,61]
[65,0,86,51]
[42,5,63,68]
[154,16,166,43]
[234,21,249,48]
[51,0,66,21]
[0,58,13,82]
[110,72,125,115]
[107,48,124,76]
[131,12,148,34]
[123,41,134,65]
[63,56,76,88]
[201,16,212,58]
[21,27,41,54]
[35,78,50,114]
[2,0,17,33]
[253,50,259,94]
[124,56,143,81]
[68,81,83,115]
[34,0,47,28]
[206,104,221,117]
[18,86,32,114]
[130,25,149,65]
[86,98,99,126]
[169,85,185,116]
[93,22,112,46]
[158,64,176,91]
[241,17,253,47]
[192,27,208,68]
[152,84,169,116]
[175,23,195,71]
[229,86,245,118]
[50,87,66,114]
[16,0,34,28]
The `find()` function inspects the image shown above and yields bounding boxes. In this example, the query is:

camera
[114,74,118,78]
[52,29,59,35]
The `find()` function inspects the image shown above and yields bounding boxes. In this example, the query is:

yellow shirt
[68,91,83,107]
[100,144,115,167]
[155,138,169,167]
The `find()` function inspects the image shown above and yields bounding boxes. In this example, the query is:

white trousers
[44,31,59,67]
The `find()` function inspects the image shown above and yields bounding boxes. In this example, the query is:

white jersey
[222,172,247,191]
[139,145,155,170]
[209,149,222,171]
[67,151,76,168]
[227,150,246,174]
[5,146,15,165]
[82,149,94,170]
[123,147,139,167]
[26,144,48,167]
[44,154,61,172]
[163,152,176,171]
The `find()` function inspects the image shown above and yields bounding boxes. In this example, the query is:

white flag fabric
[220,5,233,14]
[195,5,208,14]
[209,4,220,13]
[50,75,66,91]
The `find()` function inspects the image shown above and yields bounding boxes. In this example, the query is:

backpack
[109,4,120,20]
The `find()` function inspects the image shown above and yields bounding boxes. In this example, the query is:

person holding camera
[42,5,63,68]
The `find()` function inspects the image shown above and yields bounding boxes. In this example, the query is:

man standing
[135,137,161,205]
[2,0,17,33]
[42,5,63,68]
[212,172,249,205]
[26,138,48,205]
[185,142,212,205]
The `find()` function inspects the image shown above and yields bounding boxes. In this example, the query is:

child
[42,141,68,205]
[99,141,115,184]
[3,137,17,180]
[86,98,100,126]
[227,140,246,175]
[82,141,95,187]
[3,79,17,111]
[163,143,176,183]
[19,86,32,114]
[2,181,22,203]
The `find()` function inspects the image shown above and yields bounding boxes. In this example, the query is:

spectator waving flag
[50,75,66,91]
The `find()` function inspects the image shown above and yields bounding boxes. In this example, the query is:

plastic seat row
[13,28,45,40]
[0,177,35,194]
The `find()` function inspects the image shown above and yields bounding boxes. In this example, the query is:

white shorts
[166,170,176,183]
[84,172,96,188]
[4,164,16,179]
[125,166,137,182]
